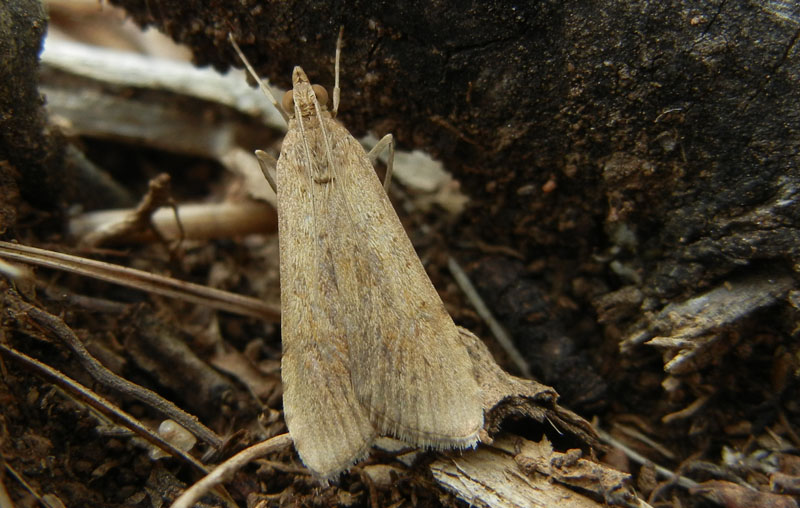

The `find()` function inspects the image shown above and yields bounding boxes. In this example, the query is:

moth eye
[282,90,294,114]
[312,85,329,107]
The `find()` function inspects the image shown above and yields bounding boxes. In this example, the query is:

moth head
[283,66,329,118]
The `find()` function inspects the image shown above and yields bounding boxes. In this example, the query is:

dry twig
[169,433,293,508]
[5,292,223,448]
[0,241,279,321]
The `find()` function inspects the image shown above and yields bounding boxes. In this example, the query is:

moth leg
[366,134,395,192]
[255,149,278,193]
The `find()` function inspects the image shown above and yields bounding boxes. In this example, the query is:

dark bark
[0,0,66,212]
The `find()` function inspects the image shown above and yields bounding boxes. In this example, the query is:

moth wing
[277,132,375,479]
[281,331,375,479]
[326,129,483,448]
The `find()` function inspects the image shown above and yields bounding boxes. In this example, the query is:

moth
[230,30,483,480]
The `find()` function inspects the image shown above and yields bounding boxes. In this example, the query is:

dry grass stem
[0,241,279,321]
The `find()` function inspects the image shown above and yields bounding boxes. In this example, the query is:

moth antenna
[333,26,343,117]
[228,33,290,124]
[294,101,314,189]
[294,100,323,285]
[294,99,318,213]
[314,100,337,188]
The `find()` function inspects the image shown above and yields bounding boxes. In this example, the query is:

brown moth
[230,31,482,480]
